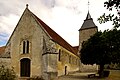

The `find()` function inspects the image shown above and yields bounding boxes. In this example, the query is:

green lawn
[106,70,120,80]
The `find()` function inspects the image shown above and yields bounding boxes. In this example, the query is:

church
[0,5,98,80]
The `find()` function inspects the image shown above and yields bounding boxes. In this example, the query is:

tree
[0,65,16,80]
[98,0,120,28]
[80,29,120,77]
[103,29,120,63]
[80,32,111,77]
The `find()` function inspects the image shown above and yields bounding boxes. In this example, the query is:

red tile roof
[29,9,78,56]
[0,46,5,55]
[73,46,79,54]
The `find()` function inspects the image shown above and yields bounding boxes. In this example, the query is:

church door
[20,58,30,77]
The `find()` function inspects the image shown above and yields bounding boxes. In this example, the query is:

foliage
[0,65,16,80]
[81,29,120,65]
[103,29,120,63]
[98,0,120,28]
[80,32,111,65]
[80,29,120,76]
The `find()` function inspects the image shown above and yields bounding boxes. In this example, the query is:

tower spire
[88,0,90,11]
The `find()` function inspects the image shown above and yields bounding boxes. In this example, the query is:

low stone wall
[80,64,98,72]
[0,58,11,68]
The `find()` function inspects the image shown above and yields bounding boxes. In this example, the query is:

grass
[106,70,120,80]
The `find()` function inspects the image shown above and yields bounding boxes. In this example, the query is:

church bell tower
[78,11,98,55]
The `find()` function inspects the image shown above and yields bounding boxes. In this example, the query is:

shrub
[0,65,16,80]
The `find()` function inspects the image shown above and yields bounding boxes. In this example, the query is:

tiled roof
[79,11,97,30]
[73,46,79,54]
[28,9,78,56]
[0,46,10,58]
[0,46,5,55]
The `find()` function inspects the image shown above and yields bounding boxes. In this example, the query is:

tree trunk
[98,64,104,77]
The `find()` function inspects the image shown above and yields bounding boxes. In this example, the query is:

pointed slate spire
[86,11,91,20]
[79,12,97,30]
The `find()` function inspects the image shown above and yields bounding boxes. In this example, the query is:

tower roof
[79,11,97,30]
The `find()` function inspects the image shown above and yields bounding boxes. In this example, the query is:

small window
[58,49,61,61]
[69,55,71,64]
[26,40,29,53]
[23,41,26,53]
[23,40,29,54]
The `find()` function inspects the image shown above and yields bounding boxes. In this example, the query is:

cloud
[0,0,115,46]
[0,14,19,34]
[0,0,84,46]
[41,0,55,8]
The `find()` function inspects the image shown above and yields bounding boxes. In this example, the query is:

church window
[20,58,31,77]
[69,55,71,64]
[23,40,29,54]
[23,41,26,53]
[26,40,29,53]
[58,49,61,61]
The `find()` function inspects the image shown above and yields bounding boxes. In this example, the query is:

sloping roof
[0,46,5,55]
[28,8,78,56]
[0,46,10,58]
[79,11,97,30]
[0,46,6,58]
[73,46,79,54]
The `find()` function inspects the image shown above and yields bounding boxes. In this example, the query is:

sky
[0,0,117,47]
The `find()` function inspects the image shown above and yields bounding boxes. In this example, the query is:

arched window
[23,40,29,54]
[20,58,30,77]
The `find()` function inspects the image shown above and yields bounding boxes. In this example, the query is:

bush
[0,65,16,80]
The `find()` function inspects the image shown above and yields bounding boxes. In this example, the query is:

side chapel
[0,5,98,80]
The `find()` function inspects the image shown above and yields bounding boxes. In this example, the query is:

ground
[58,70,120,80]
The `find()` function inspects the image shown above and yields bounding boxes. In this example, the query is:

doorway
[20,58,30,77]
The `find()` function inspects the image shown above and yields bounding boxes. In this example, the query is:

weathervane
[88,0,90,11]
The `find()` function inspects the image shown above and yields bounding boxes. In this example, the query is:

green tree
[103,29,120,63]
[0,65,16,80]
[80,32,111,77]
[80,29,120,77]
[98,0,120,28]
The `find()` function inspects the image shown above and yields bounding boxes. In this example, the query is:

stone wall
[79,28,98,72]
[57,46,80,76]
[79,28,97,51]
[0,58,11,68]
[7,8,52,78]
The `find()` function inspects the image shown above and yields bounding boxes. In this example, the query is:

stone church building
[0,5,98,80]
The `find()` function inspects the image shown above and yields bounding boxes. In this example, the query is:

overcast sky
[0,0,116,46]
